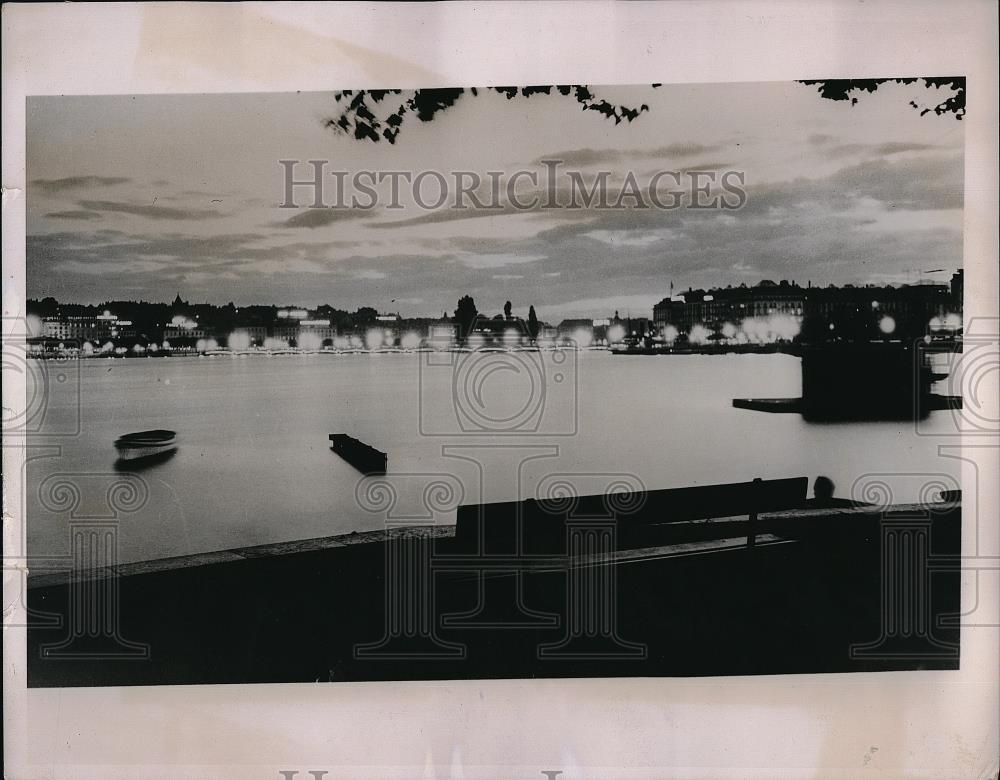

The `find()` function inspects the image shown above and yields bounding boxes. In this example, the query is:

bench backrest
[454,476,810,553]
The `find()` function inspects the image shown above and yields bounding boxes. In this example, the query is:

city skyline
[27,268,964,322]
[27,81,964,318]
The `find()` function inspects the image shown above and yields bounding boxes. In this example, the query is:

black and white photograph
[3,3,998,778]
[21,76,969,685]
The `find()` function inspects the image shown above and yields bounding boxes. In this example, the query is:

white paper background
[3,2,998,778]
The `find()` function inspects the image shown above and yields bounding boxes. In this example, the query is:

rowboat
[114,429,177,461]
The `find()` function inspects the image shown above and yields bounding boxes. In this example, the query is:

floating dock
[329,433,387,475]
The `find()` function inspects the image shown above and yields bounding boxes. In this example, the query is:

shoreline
[26,524,455,589]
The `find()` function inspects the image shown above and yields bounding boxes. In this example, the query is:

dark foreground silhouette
[27,477,960,687]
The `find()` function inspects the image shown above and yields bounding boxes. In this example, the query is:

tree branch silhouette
[798,78,965,119]
[325,85,661,144]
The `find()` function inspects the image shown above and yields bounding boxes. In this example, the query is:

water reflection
[113,447,179,472]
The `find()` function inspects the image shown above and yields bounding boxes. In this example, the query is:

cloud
[649,142,725,158]
[30,176,130,194]
[279,208,371,229]
[875,141,938,155]
[734,153,964,214]
[826,140,939,158]
[455,253,546,270]
[584,230,669,247]
[535,148,625,167]
[368,206,522,230]
[533,142,725,167]
[826,154,962,210]
[78,199,225,221]
[45,210,103,221]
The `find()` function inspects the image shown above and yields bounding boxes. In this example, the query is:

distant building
[229,326,268,347]
[163,326,210,341]
[951,269,964,305]
[42,312,135,344]
[656,281,805,333]
[653,277,957,343]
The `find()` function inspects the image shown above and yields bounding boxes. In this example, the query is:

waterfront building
[42,311,135,344]
[228,326,268,347]
[653,276,959,343]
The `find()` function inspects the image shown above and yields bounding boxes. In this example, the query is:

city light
[170,314,198,329]
[878,316,896,335]
[662,324,679,344]
[571,328,593,348]
[738,314,801,343]
[467,333,485,350]
[502,328,521,348]
[401,331,422,350]
[429,325,454,351]
[607,324,627,344]
[364,328,384,350]
[228,331,251,351]
[297,330,322,351]
[688,324,711,345]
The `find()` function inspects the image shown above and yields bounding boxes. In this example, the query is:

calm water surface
[27,351,959,564]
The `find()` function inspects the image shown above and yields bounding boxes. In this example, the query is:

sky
[26,80,964,320]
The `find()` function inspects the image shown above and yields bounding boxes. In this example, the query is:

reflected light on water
[24,351,958,564]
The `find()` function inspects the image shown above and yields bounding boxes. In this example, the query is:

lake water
[26,350,960,564]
